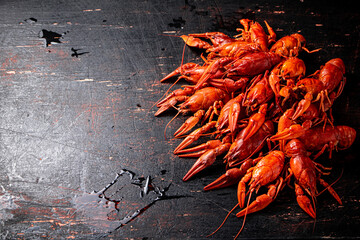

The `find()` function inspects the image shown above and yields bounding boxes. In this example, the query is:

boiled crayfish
[154,18,356,239]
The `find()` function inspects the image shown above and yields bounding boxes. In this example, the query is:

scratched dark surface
[0,0,360,239]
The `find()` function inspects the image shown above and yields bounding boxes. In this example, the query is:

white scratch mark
[75,78,94,82]
[99,80,112,83]
[16,45,39,48]
[106,83,122,87]
[83,9,101,12]
[19,71,32,74]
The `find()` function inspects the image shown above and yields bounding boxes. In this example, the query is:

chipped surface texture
[0,0,359,239]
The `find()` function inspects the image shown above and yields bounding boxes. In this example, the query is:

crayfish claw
[160,62,199,82]
[237,185,277,217]
[204,168,244,191]
[229,102,241,137]
[295,183,316,219]
[236,193,273,217]
[183,150,217,181]
[181,35,212,50]
[155,94,193,116]
[237,178,248,208]
[270,124,306,141]
[183,141,231,181]
[292,92,313,120]
[176,139,222,157]
[174,121,216,154]
[174,110,205,138]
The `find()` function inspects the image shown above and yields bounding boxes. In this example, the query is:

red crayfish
[154,17,356,239]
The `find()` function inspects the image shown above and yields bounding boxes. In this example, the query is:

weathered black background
[0,0,359,239]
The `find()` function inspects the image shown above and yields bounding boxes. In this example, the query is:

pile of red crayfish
[155,19,356,237]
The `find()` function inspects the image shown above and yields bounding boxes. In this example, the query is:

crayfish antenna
[234,191,253,240]
[311,193,317,219]
[153,34,190,116]
[206,203,239,238]
[153,34,189,112]
[149,78,182,114]
[164,111,181,140]
[180,35,187,69]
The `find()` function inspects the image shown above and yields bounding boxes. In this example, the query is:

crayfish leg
[318,178,342,205]
[264,20,276,45]
[240,103,267,142]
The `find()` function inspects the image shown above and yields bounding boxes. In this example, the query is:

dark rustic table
[1,0,359,239]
